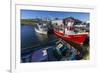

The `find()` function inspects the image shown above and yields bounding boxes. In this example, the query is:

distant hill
[21,19,38,25]
[21,19,50,25]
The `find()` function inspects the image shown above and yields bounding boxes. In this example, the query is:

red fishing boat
[53,17,88,45]
[54,29,88,45]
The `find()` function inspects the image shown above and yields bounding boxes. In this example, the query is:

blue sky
[21,10,90,22]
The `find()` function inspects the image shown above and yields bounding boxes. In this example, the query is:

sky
[21,9,90,22]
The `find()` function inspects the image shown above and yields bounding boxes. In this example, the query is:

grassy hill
[21,19,38,25]
[21,19,49,26]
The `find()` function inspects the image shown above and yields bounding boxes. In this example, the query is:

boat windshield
[56,42,64,50]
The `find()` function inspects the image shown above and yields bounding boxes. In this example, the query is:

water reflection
[21,25,56,49]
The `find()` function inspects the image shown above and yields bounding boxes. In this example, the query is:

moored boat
[35,23,48,34]
[54,30,88,45]
[53,17,88,45]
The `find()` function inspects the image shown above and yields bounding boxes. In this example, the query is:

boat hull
[35,28,47,34]
[54,30,88,45]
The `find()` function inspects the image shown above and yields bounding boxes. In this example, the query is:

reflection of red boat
[54,30,88,45]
